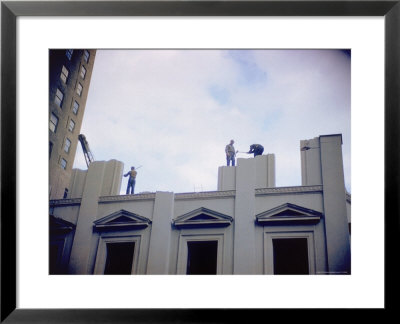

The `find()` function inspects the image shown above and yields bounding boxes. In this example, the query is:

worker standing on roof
[225,139,236,166]
[247,144,264,157]
[124,166,137,194]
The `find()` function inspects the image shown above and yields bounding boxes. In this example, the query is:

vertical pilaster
[233,158,257,274]
[146,191,175,274]
[301,137,322,186]
[320,135,351,274]
[217,166,236,191]
[68,160,123,274]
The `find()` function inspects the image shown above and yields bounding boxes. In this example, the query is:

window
[54,88,64,107]
[60,158,67,170]
[49,113,58,132]
[66,49,73,60]
[186,241,218,275]
[60,65,69,83]
[83,50,90,63]
[80,65,87,79]
[49,141,53,158]
[94,234,141,275]
[104,242,136,275]
[177,234,224,274]
[264,231,316,275]
[50,240,65,274]
[68,119,75,132]
[64,138,71,153]
[272,238,309,275]
[72,101,79,114]
[76,83,83,96]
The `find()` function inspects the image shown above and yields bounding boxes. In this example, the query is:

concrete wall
[50,136,350,275]
[68,160,124,274]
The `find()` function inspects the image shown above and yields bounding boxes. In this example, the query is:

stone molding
[99,193,157,203]
[256,202,322,225]
[94,209,152,230]
[52,187,323,206]
[50,214,75,232]
[175,190,236,200]
[173,207,233,228]
[49,198,82,207]
[255,185,323,196]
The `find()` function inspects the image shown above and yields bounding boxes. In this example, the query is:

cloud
[75,49,351,194]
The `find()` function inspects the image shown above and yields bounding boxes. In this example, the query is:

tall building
[49,49,96,199]
[49,134,351,275]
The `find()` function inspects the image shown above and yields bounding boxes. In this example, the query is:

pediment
[256,203,322,225]
[94,209,151,230]
[50,215,75,233]
[173,207,233,228]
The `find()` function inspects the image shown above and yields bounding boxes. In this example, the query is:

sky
[73,49,351,195]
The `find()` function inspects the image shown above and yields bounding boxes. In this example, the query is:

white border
[17,17,384,308]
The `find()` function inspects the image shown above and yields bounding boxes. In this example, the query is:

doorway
[186,241,218,275]
[104,242,135,275]
[272,238,309,274]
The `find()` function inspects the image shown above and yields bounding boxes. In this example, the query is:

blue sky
[73,49,351,194]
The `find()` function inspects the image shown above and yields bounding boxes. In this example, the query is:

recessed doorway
[104,242,135,275]
[186,241,218,275]
[272,238,309,275]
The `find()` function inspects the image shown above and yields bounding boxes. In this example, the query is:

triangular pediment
[256,203,322,225]
[94,209,151,230]
[173,207,233,228]
[50,215,75,233]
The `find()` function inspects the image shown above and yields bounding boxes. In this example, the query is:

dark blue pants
[126,178,136,194]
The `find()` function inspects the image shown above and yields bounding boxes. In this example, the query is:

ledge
[49,198,82,207]
[255,185,323,196]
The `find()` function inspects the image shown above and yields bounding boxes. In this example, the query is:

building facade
[49,49,96,200]
[49,134,351,275]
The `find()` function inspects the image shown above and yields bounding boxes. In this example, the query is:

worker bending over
[225,139,236,166]
[124,166,137,194]
[248,144,264,157]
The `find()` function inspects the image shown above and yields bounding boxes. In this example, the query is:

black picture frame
[1,0,399,322]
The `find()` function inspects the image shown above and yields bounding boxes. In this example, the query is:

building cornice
[175,190,236,200]
[51,186,324,206]
[99,193,157,203]
[49,198,82,207]
[255,185,323,196]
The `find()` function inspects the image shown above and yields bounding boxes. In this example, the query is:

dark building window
[66,49,73,60]
[68,119,75,132]
[64,138,71,153]
[63,188,69,199]
[55,88,64,107]
[72,101,79,115]
[60,158,67,170]
[49,113,59,133]
[76,83,83,96]
[186,241,218,275]
[80,65,87,79]
[83,50,90,63]
[60,65,69,83]
[104,242,135,275]
[272,238,309,275]
[50,240,64,274]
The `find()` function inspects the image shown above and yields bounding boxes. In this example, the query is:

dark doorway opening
[104,242,135,275]
[186,240,218,275]
[49,241,63,274]
[272,238,309,275]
